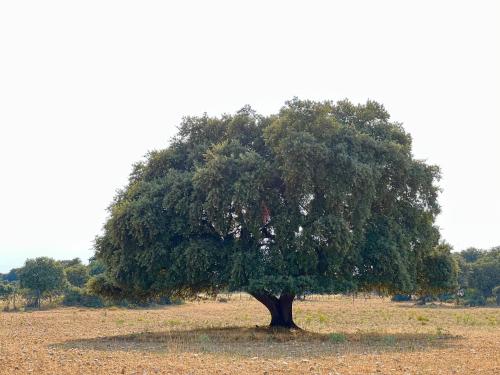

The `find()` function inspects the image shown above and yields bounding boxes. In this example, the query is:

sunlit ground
[0,295,498,374]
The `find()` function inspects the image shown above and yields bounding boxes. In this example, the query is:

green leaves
[94,98,444,300]
[418,242,458,296]
[194,140,272,237]
[65,264,90,288]
[467,247,500,297]
[19,257,66,306]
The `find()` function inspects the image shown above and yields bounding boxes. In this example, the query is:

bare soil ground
[0,295,499,374]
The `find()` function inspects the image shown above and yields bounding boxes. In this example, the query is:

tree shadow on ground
[52,326,462,358]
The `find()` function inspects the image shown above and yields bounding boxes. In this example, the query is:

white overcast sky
[0,1,499,272]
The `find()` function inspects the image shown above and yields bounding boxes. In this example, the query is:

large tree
[94,99,444,328]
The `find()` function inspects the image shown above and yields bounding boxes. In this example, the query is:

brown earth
[0,295,499,374]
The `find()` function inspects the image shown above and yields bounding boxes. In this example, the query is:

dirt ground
[0,295,499,374]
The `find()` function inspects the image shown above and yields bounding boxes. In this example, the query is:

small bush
[63,287,104,307]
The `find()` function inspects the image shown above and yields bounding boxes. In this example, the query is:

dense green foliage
[65,263,90,288]
[93,99,450,326]
[417,243,458,297]
[58,258,83,269]
[0,256,174,310]
[19,257,66,308]
[88,257,106,276]
[1,268,19,282]
[62,286,104,307]
[454,246,500,305]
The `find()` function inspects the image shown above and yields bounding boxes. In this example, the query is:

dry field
[0,295,499,374]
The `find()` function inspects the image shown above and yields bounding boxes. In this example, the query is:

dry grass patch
[1,295,499,374]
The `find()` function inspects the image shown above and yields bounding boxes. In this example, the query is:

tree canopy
[65,264,90,288]
[453,246,500,305]
[19,257,66,308]
[95,99,446,327]
[417,242,458,298]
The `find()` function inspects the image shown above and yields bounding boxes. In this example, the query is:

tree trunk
[250,292,299,329]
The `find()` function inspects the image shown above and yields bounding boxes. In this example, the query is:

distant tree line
[0,256,173,311]
[391,245,500,306]
[1,245,497,311]
[452,246,500,306]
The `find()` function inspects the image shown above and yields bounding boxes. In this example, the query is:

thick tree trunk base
[269,319,300,329]
[251,292,300,330]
